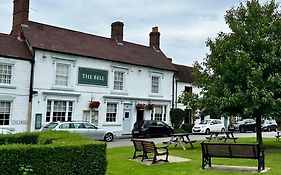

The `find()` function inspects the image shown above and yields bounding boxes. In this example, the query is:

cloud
[1,0,279,66]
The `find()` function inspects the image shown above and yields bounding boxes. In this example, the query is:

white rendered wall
[0,57,31,133]
[31,50,174,135]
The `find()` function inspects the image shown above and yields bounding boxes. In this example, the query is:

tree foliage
[194,0,281,144]
[178,92,207,120]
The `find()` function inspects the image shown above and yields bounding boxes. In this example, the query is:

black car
[238,119,256,133]
[132,120,174,138]
[261,119,278,132]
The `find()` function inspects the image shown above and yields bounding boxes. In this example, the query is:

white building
[172,63,201,110]
[2,0,177,135]
[0,33,32,133]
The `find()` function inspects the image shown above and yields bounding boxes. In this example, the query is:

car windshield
[235,121,244,124]
[199,120,211,125]
[134,121,144,128]
[43,122,58,129]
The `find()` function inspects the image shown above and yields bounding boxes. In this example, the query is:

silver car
[42,121,116,142]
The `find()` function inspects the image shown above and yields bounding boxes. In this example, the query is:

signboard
[78,67,108,86]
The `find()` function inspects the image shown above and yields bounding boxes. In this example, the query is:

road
[107,132,277,148]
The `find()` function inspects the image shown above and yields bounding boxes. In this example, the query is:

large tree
[194,0,281,145]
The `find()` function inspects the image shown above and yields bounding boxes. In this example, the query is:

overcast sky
[0,0,275,66]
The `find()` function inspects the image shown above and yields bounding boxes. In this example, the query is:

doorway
[136,110,144,121]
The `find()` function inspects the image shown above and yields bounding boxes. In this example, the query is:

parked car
[192,119,225,134]
[227,120,245,131]
[131,120,174,138]
[237,119,256,133]
[41,121,116,142]
[261,119,277,132]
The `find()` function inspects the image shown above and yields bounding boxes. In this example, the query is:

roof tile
[22,21,176,71]
[0,33,32,60]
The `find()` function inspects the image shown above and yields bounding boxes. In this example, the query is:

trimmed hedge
[0,131,107,175]
[181,123,194,133]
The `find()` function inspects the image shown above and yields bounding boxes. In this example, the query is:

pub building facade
[0,0,178,135]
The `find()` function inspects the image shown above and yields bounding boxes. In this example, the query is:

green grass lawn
[106,138,281,175]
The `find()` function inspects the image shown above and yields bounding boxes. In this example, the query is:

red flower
[136,103,145,110]
[89,101,100,108]
[146,103,155,110]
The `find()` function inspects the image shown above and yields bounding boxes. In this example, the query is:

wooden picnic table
[163,133,196,150]
[206,131,238,143]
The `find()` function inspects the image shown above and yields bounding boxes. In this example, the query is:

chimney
[111,21,124,43]
[11,0,30,37]
[149,27,160,50]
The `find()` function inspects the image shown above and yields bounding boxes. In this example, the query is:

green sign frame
[78,67,108,86]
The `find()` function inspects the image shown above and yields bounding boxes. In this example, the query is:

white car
[41,121,116,142]
[192,119,225,134]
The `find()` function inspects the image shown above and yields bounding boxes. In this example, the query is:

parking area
[107,131,278,148]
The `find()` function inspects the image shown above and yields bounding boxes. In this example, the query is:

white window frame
[110,65,128,94]
[54,62,71,87]
[0,63,13,85]
[0,101,11,125]
[150,105,167,122]
[45,100,74,122]
[106,103,118,123]
[113,70,124,91]
[151,75,160,94]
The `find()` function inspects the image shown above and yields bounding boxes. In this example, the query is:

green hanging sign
[78,67,108,86]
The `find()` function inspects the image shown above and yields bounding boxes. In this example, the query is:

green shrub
[181,123,194,133]
[0,131,107,175]
[170,108,185,129]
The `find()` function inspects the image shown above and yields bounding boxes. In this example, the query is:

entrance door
[123,104,133,134]
[123,109,131,134]
[136,110,144,121]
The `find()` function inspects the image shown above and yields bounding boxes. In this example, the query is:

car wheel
[144,131,151,138]
[104,133,114,142]
[205,129,210,135]
[240,127,245,133]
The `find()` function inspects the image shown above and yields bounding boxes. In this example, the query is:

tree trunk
[256,115,263,146]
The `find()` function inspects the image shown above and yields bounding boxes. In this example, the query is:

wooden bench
[201,142,265,172]
[131,139,169,164]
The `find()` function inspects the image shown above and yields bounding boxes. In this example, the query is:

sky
[0,0,275,66]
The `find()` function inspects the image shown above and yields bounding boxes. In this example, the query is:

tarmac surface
[107,131,278,148]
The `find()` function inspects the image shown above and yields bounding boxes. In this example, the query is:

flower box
[146,103,155,110]
[89,101,100,109]
[136,103,145,110]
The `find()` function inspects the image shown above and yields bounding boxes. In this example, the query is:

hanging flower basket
[136,103,145,110]
[89,101,100,109]
[146,103,155,110]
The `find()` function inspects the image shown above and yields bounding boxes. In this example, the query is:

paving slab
[129,155,191,165]
[206,165,270,173]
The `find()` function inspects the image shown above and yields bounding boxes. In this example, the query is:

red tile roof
[22,21,176,71]
[173,63,195,83]
[0,33,32,60]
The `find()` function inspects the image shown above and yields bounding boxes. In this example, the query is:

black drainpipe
[27,53,35,132]
[172,74,175,109]
[175,79,178,109]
